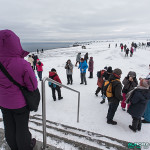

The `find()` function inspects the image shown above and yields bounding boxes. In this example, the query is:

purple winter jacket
[0,30,38,109]
[88,57,94,72]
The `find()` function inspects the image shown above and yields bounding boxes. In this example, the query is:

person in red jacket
[36,59,43,81]
[49,68,63,101]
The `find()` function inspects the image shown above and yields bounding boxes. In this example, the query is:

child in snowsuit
[88,57,94,78]
[100,66,113,104]
[121,71,138,111]
[95,67,107,97]
[36,59,43,81]
[126,79,150,132]
[49,68,63,101]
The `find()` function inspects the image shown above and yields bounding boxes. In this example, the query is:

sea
[21,42,73,52]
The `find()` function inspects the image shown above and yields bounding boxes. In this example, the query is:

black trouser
[67,75,73,84]
[37,71,42,81]
[33,63,36,70]
[107,102,119,121]
[131,117,142,130]
[81,73,87,84]
[95,87,101,95]
[51,86,62,100]
[89,72,93,78]
[1,107,32,150]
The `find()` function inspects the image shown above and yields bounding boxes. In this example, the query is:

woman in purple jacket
[88,57,94,78]
[0,30,38,150]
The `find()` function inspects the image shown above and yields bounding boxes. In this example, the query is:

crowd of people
[0,30,150,150]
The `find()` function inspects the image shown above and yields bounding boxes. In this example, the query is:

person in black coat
[121,71,138,111]
[84,52,88,63]
[126,79,150,132]
[106,69,123,125]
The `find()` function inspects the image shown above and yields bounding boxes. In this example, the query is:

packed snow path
[0,40,150,149]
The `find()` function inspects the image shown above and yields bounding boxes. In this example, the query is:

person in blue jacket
[78,58,88,85]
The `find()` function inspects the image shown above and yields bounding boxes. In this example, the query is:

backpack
[48,74,57,88]
[103,79,120,98]
[97,70,105,78]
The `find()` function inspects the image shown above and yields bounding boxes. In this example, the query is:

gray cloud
[0,0,150,42]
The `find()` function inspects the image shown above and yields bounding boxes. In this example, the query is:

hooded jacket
[88,57,94,72]
[0,30,38,109]
[79,60,88,73]
[122,71,138,94]
[127,86,150,118]
[108,74,123,103]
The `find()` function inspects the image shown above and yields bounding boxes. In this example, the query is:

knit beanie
[51,68,56,72]
[113,68,122,76]
[140,79,150,88]
[107,66,113,73]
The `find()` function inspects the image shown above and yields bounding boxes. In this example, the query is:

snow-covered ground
[0,40,150,145]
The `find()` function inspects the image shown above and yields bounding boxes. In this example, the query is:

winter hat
[140,79,150,88]
[113,68,122,76]
[37,59,39,61]
[104,66,107,70]
[80,58,84,61]
[107,66,113,73]
[128,71,136,78]
[51,68,56,72]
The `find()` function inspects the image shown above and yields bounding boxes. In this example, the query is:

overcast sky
[0,0,150,42]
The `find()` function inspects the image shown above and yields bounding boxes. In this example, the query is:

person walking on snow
[125,48,129,57]
[0,30,37,150]
[84,52,89,63]
[65,59,73,85]
[88,57,94,78]
[106,68,123,125]
[126,79,150,132]
[121,71,138,111]
[100,66,113,104]
[121,45,124,52]
[36,59,43,81]
[78,58,88,85]
[75,53,81,67]
[130,47,134,57]
[49,68,63,101]
[95,67,107,97]
[142,65,150,123]
[32,54,38,70]
[28,55,34,69]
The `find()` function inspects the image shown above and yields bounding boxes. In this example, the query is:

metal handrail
[41,77,80,150]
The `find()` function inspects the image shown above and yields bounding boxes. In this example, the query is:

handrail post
[77,92,80,123]
[42,77,47,150]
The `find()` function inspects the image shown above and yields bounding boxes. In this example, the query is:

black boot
[142,119,150,123]
[129,125,136,132]
[107,120,117,125]
[100,99,105,104]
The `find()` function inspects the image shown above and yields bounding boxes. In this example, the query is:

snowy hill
[0,40,150,149]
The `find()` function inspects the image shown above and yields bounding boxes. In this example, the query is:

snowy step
[0,128,62,150]
[29,115,130,150]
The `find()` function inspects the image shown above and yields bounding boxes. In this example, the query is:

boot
[142,119,150,123]
[31,138,36,148]
[58,97,63,100]
[122,108,126,111]
[100,99,105,104]
[129,125,136,132]
[95,93,98,97]
[107,120,117,125]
